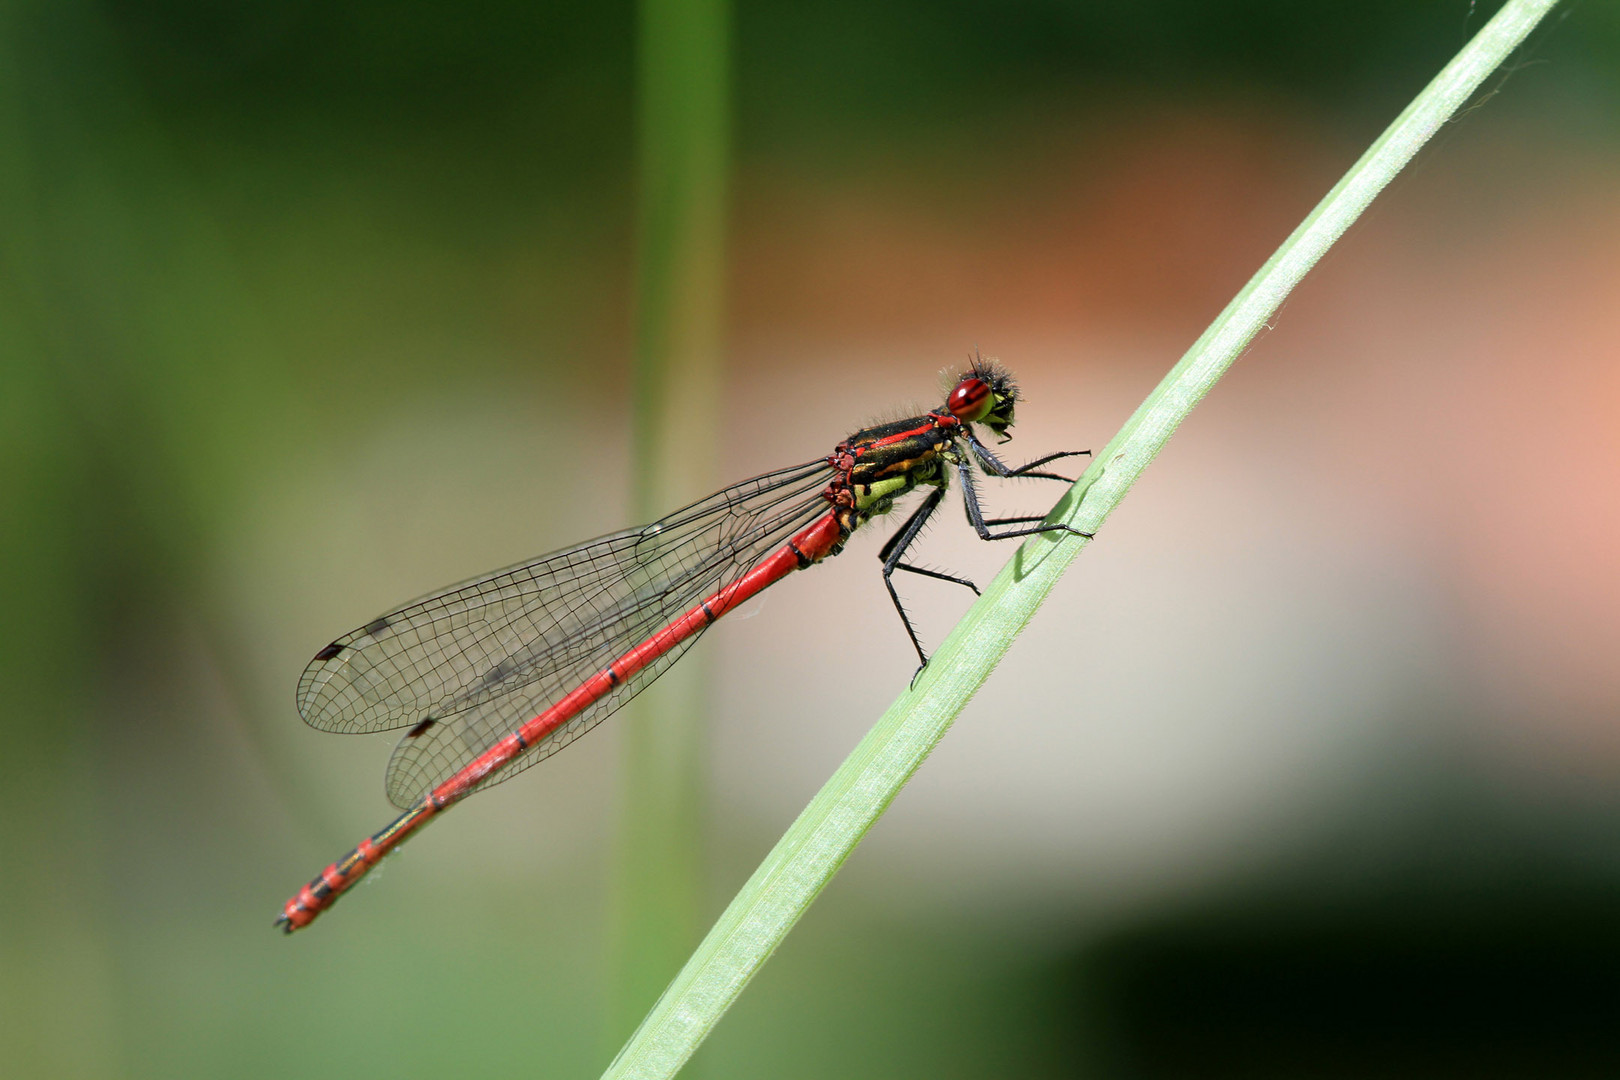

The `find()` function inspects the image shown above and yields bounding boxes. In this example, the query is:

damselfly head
[945,354,1019,441]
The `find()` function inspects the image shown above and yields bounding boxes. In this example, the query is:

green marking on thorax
[855,474,913,510]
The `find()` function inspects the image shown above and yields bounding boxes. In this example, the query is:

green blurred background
[3,2,1618,1076]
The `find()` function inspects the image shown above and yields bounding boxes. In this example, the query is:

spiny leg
[956,458,1094,543]
[1012,449,1091,473]
[876,485,974,678]
[894,563,981,591]
[969,436,1091,482]
[959,432,1096,536]
[878,489,941,565]
[976,514,1053,527]
[1006,470,1078,482]
[1007,449,1093,483]
[879,489,981,593]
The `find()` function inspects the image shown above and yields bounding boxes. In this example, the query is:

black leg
[963,508,1056,530]
[969,439,1092,482]
[978,514,1051,527]
[1006,449,1093,482]
[893,563,980,593]
[879,486,979,594]
[876,485,947,674]
[878,487,990,682]
[878,488,942,564]
[957,458,1094,543]
[1013,449,1092,472]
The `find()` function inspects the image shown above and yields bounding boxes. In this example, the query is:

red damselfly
[277,359,1089,932]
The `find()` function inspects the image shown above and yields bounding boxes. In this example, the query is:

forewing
[297,527,647,734]
[381,461,834,807]
[293,460,836,808]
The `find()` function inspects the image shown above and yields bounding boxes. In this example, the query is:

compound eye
[946,377,993,422]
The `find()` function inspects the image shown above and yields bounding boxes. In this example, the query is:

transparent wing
[295,460,836,808]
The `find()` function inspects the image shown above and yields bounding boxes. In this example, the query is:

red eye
[946,376,993,422]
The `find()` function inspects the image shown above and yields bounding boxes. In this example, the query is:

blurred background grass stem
[611,0,732,1053]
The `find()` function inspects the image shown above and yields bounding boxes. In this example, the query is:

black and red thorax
[822,411,962,543]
